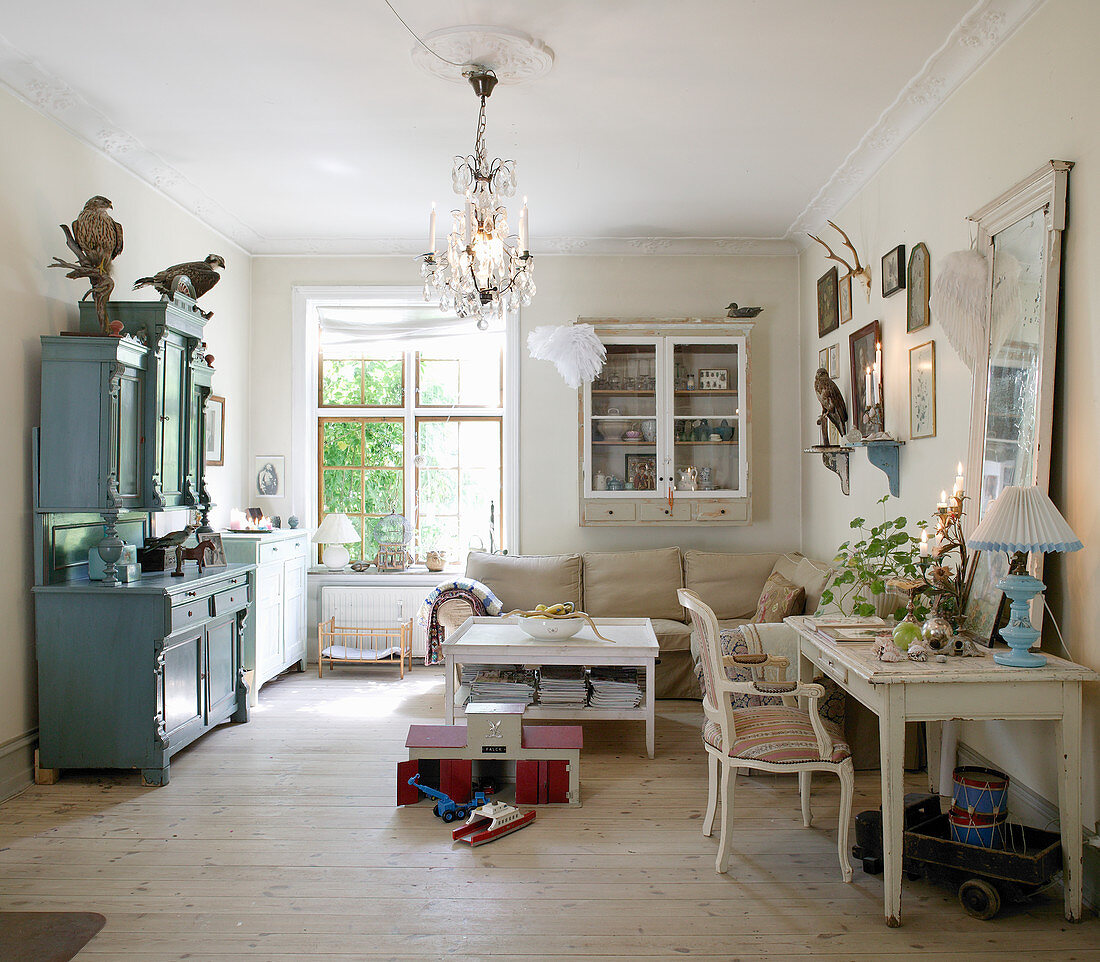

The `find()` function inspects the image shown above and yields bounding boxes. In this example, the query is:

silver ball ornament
[921,616,953,651]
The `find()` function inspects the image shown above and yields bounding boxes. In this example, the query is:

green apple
[892,621,923,652]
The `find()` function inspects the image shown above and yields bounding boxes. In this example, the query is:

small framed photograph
[818,348,828,372]
[909,340,936,439]
[827,343,840,379]
[882,245,906,297]
[624,453,657,490]
[817,266,839,337]
[254,455,284,498]
[205,395,225,466]
[907,242,931,332]
[839,273,852,323]
[697,368,728,390]
[197,531,228,568]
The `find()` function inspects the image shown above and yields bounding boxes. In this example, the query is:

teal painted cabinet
[38,336,149,511]
[33,565,254,786]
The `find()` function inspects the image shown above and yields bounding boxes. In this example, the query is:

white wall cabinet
[580,318,752,525]
[222,530,308,702]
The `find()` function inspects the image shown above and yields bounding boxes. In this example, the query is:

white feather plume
[929,249,988,370]
[527,324,606,389]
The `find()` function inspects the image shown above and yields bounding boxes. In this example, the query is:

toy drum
[952,766,1009,815]
[949,807,1008,849]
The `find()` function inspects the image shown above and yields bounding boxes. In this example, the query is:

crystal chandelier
[419,69,534,329]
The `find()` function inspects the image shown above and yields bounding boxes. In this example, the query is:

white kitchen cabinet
[579,318,752,525]
[222,529,309,702]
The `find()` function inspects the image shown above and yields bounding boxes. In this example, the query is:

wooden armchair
[679,588,854,880]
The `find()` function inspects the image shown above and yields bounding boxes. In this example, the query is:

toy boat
[451,800,536,846]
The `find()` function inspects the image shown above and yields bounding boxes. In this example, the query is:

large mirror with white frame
[964,160,1072,641]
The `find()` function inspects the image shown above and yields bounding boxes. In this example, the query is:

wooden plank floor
[1,668,1097,960]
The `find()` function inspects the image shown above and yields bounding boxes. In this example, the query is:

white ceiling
[0,0,1041,255]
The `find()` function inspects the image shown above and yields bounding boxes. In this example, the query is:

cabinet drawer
[258,541,289,565]
[638,502,692,523]
[286,536,308,557]
[171,599,211,633]
[816,651,848,686]
[213,586,249,615]
[583,502,636,523]
[693,500,749,522]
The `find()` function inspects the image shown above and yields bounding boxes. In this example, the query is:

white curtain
[317,305,504,356]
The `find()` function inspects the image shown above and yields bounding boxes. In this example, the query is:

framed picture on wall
[848,320,881,435]
[907,243,931,332]
[839,273,852,323]
[817,266,839,337]
[254,455,284,498]
[882,244,906,297]
[205,395,225,466]
[909,340,936,439]
[818,347,828,372]
[827,343,840,379]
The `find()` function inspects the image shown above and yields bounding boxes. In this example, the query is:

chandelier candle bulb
[520,197,529,253]
[920,530,930,558]
[954,462,965,495]
[429,203,437,253]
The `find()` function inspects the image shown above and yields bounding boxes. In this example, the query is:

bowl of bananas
[515,603,585,640]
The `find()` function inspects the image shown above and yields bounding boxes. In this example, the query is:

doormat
[0,912,106,961]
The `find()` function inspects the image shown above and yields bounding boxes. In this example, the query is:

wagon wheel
[958,878,1001,920]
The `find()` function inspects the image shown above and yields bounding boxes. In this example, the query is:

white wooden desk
[443,617,659,757]
[785,615,1096,927]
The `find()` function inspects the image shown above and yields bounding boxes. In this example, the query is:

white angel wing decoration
[527,324,606,389]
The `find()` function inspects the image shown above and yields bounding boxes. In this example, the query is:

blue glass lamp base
[992,573,1047,668]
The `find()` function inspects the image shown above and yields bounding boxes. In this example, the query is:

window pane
[418,338,502,407]
[363,358,404,406]
[419,468,458,515]
[321,359,363,406]
[418,420,457,465]
[321,421,362,467]
[363,470,403,515]
[364,421,404,467]
[322,469,362,514]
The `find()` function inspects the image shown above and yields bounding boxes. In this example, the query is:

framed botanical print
[848,320,881,435]
[907,242,931,332]
[839,273,852,323]
[908,340,936,439]
[817,266,839,337]
[205,395,225,466]
[882,244,905,297]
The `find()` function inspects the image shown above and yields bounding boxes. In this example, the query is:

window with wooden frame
[317,334,505,564]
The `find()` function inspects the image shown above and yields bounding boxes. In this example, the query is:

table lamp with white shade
[967,485,1082,667]
[312,513,359,570]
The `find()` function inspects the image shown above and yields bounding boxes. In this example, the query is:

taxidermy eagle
[72,195,124,272]
[814,367,848,442]
[133,254,225,317]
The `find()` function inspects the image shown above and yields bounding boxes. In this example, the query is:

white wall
[250,253,803,555]
[0,85,251,768]
[798,0,1100,827]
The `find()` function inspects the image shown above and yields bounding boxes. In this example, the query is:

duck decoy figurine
[726,302,763,318]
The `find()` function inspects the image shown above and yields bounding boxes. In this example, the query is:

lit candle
[873,343,882,404]
[954,461,965,496]
[919,530,930,558]
[428,202,436,254]
[938,489,948,510]
[519,196,529,253]
[865,366,873,402]
[875,341,882,373]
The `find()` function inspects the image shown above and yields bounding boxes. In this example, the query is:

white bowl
[516,617,585,640]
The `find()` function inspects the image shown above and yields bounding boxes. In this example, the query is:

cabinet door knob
[607,510,614,516]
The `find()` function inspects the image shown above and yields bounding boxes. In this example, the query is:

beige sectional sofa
[438,547,834,699]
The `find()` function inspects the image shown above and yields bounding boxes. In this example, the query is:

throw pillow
[750,572,806,624]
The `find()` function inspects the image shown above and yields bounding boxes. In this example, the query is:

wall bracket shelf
[803,439,904,497]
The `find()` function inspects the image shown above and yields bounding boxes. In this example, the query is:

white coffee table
[443,616,659,757]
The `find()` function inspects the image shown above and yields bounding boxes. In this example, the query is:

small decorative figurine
[288,515,300,529]
[133,254,225,319]
[677,467,697,491]
[726,302,763,318]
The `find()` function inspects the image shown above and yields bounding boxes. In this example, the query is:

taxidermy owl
[814,367,848,441]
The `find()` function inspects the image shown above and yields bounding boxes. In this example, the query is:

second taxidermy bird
[133,254,225,315]
[814,367,848,440]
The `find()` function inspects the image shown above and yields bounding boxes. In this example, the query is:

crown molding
[0,32,260,253]
[786,0,1047,243]
[249,236,798,257]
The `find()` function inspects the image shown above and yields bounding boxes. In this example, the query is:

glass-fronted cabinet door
[666,336,747,497]
[584,339,662,497]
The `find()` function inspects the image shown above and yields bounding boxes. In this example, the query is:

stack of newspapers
[587,667,643,708]
[466,667,537,705]
[536,666,588,707]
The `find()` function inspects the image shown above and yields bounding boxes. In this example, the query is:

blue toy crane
[407,774,493,823]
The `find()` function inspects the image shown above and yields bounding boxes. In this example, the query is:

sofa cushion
[750,572,806,623]
[582,547,683,620]
[464,552,582,613]
[792,557,834,613]
[683,550,781,620]
[649,618,692,653]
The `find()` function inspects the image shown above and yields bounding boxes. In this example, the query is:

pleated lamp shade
[968,485,1083,555]
[312,513,359,544]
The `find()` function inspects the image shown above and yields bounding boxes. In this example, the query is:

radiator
[319,586,431,658]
